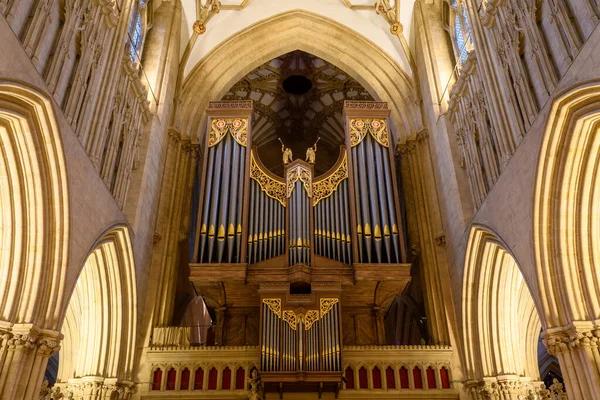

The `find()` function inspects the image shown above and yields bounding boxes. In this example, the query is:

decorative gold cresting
[320,298,339,317]
[349,118,389,148]
[208,118,248,147]
[283,310,298,330]
[304,310,320,331]
[313,152,348,206]
[287,164,312,198]
[263,298,282,317]
[250,151,287,207]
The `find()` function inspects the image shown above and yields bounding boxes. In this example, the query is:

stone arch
[0,81,69,331]
[56,226,137,392]
[533,81,600,327]
[462,226,543,393]
[179,10,420,144]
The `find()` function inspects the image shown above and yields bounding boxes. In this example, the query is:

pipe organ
[248,150,287,264]
[313,150,352,264]
[286,161,313,266]
[260,296,341,373]
[190,100,412,396]
[194,102,253,264]
[192,100,407,267]
[347,116,406,264]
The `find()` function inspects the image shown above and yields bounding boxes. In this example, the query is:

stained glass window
[455,13,467,62]
[128,4,144,62]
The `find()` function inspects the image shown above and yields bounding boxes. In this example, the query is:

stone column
[0,324,61,400]
[543,322,600,400]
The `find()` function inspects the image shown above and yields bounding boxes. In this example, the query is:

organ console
[189,100,411,397]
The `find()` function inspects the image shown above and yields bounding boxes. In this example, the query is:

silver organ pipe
[260,297,341,374]
[346,114,406,264]
[196,116,250,264]
[286,162,312,266]
[313,150,352,264]
[248,150,286,264]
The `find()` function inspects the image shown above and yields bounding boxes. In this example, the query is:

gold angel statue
[279,138,293,165]
[305,137,320,164]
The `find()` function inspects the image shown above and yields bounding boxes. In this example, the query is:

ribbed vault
[0,81,69,330]
[462,226,542,381]
[57,227,137,384]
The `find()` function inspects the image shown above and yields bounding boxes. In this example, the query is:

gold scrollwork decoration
[250,152,286,207]
[287,164,312,198]
[304,310,320,331]
[313,152,348,206]
[208,118,249,147]
[263,298,282,317]
[320,298,339,318]
[349,118,389,148]
[283,310,298,330]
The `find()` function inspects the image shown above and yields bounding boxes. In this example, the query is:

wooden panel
[356,313,376,345]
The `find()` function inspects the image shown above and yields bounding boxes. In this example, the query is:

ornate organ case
[259,283,342,393]
[189,100,411,396]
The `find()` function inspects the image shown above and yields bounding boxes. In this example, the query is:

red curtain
[399,367,409,388]
[386,367,395,389]
[152,369,162,391]
[372,367,382,389]
[208,367,218,390]
[236,367,245,389]
[413,367,423,389]
[194,368,204,390]
[358,367,368,389]
[222,367,231,390]
[426,367,437,388]
[166,368,176,390]
[181,368,190,390]
[440,367,451,389]
[344,367,355,389]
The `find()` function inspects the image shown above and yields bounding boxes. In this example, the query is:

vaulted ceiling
[222,51,374,175]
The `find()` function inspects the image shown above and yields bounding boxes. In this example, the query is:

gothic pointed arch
[56,226,137,392]
[179,10,420,144]
[0,81,69,330]
[462,226,543,393]
[533,81,600,327]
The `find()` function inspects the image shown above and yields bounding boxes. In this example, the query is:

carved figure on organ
[306,137,320,164]
[247,368,263,400]
[279,138,293,165]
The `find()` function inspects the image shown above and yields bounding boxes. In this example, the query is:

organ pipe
[345,108,407,264]
[260,297,341,374]
[195,115,250,264]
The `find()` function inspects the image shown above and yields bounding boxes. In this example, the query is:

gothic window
[128,0,147,62]
[444,0,473,65]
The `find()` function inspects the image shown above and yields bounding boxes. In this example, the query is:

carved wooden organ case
[190,100,410,393]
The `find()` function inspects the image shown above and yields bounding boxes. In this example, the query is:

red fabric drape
[222,367,231,390]
[236,367,245,389]
[441,367,451,389]
[345,367,355,389]
[399,367,409,388]
[359,367,368,389]
[413,367,423,389]
[426,367,436,388]
[166,368,176,390]
[181,368,190,390]
[208,367,218,390]
[152,369,162,391]
[372,367,382,389]
[194,368,204,390]
[386,367,396,389]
